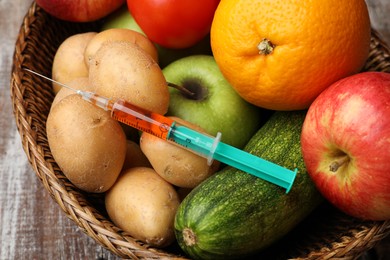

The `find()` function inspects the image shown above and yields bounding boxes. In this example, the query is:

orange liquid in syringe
[110,99,174,140]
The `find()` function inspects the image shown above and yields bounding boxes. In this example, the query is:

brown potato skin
[46,94,127,193]
[52,32,96,94]
[89,41,169,115]
[84,28,158,66]
[140,117,220,188]
[105,167,180,247]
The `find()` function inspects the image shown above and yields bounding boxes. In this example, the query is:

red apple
[301,71,390,221]
[35,0,125,22]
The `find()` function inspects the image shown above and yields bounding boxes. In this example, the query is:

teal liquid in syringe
[25,69,297,193]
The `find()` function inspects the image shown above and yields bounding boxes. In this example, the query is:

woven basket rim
[10,2,390,259]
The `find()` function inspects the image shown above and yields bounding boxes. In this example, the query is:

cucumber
[174,111,323,259]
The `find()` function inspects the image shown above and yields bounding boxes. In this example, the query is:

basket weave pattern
[10,2,390,259]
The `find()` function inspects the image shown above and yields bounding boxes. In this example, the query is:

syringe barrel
[110,99,218,163]
[110,99,174,139]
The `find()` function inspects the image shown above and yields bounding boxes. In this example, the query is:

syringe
[25,69,297,193]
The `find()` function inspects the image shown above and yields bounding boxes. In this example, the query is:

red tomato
[127,0,220,49]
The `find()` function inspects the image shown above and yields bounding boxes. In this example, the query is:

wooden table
[1,1,389,259]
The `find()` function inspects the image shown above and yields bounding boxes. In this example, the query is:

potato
[84,28,158,66]
[46,94,127,193]
[51,77,91,110]
[122,140,152,170]
[105,167,180,247]
[140,117,220,188]
[89,41,169,115]
[52,32,96,94]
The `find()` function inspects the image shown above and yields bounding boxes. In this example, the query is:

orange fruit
[210,0,371,110]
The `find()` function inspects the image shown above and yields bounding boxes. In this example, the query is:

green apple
[101,5,144,34]
[100,5,212,68]
[163,55,265,148]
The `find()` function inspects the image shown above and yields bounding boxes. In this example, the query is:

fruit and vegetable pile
[34,0,390,259]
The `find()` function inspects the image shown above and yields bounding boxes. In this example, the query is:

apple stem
[329,156,350,172]
[257,38,275,55]
[167,82,195,97]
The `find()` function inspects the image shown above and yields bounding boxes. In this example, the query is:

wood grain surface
[1,1,389,259]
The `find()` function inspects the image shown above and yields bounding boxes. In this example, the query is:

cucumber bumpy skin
[174,111,323,260]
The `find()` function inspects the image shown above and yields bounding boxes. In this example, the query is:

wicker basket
[10,2,390,259]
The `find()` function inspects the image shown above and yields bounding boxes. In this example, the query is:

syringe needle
[23,69,113,111]
[23,68,79,93]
